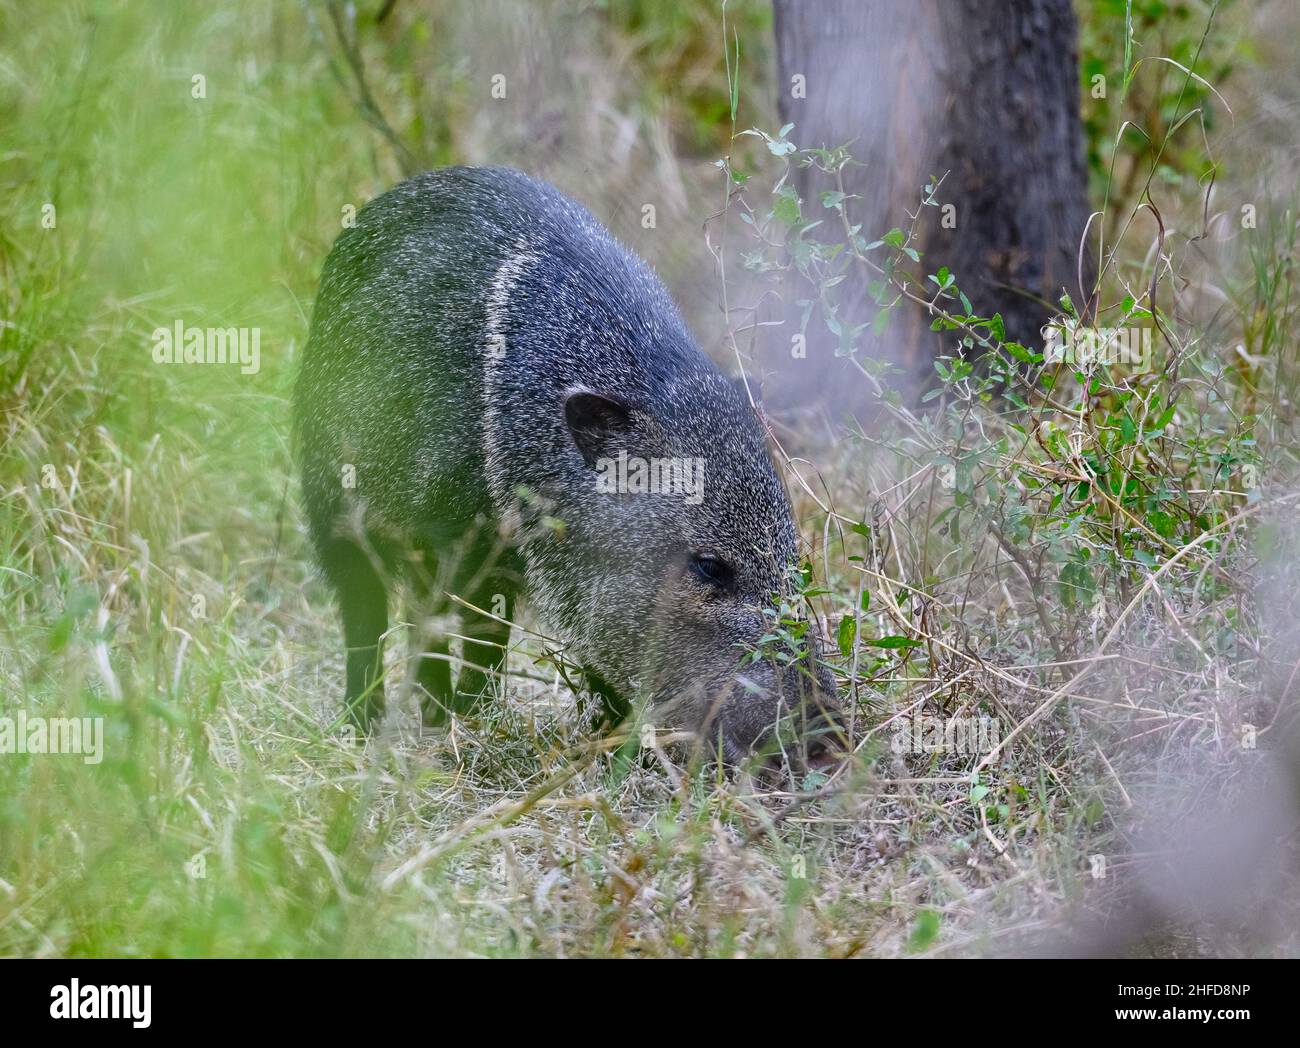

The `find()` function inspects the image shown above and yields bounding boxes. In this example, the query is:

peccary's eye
[690,554,734,589]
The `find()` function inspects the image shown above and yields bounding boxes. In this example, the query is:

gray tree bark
[768,0,1093,405]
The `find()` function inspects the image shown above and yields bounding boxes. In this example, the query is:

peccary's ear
[564,390,632,468]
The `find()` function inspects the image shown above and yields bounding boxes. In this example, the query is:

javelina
[294,166,840,766]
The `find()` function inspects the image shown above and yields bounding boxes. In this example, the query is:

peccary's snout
[634,547,848,772]
[714,649,845,771]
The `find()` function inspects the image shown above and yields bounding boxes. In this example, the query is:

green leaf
[1005,341,1036,364]
[772,188,801,225]
[836,614,857,659]
[870,635,921,650]
[729,29,741,121]
[906,909,941,953]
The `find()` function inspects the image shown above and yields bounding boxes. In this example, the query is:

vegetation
[1,0,1295,956]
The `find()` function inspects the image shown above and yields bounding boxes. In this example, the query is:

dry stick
[380,758,593,890]
[847,588,1119,710]
[973,489,1300,772]
[322,0,420,176]
[1093,740,1134,809]
[987,520,1059,649]
[380,727,696,890]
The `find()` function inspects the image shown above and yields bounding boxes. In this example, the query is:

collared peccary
[294,166,841,766]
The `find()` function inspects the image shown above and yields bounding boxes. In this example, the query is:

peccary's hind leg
[320,537,389,733]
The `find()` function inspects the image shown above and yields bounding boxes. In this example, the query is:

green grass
[2,0,1297,957]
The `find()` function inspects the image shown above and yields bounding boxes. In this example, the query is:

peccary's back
[299,169,546,536]
[295,166,720,545]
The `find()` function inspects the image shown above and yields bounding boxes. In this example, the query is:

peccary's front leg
[583,665,631,729]
[453,583,514,714]
[415,633,454,727]
[405,548,455,726]
[407,537,517,725]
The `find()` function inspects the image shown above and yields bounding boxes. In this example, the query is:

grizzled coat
[295,166,837,763]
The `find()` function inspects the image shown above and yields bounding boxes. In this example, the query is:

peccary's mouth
[645,657,848,775]
[708,669,848,775]
[792,708,850,771]
[769,705,849,776]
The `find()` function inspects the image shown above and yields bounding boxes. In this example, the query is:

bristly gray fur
[294,165,838,761]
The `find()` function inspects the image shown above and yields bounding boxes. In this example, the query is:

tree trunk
[768,0,1093,409]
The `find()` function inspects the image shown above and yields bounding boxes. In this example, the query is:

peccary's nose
[783,661,849,772]
[751,679,847,786]
[799,708,847,770]
[720,656,847,772]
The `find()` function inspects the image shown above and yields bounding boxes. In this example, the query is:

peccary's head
[520,365,843,768]
[557,375,841,766]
